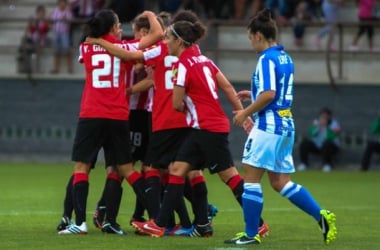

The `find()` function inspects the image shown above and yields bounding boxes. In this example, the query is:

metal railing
[205,19,380,89]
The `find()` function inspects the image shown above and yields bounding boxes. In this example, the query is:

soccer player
[224,9,337,245]
[87,10,269,238]
[87,11,214,236]
[57,9,163,235]
[92,11,162,230]
[128,11,207,235]
[361,110,380,171]
[131,19,259,238]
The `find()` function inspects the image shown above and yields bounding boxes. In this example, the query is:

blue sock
[242,183,263,237]
[280,181,321,221]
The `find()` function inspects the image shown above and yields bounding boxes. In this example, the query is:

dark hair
[157,11,172,28]
[82,9,117,40]
[36,4,45,13]
[320,107,332,116]
[247,8,277,41]
[134,15,150,31]
[171,10,199,24]
[320,107,332,124]
[170,21,206,47]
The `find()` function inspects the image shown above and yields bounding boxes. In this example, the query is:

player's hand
[237,90,251,102]
[126,87,133,96]
[233,110,248,126]
[141,11,155,18]
[242,116,254,134]
[146,66,153,79]
[85,37,99,44]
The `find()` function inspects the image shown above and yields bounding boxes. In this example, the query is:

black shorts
[71,118,133,167]
[175,129,234,174]
[145,128,191,169]
[129,110,152,163]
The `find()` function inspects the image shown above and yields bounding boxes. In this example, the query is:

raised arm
[85,37,144,61]
[138,11,164,49]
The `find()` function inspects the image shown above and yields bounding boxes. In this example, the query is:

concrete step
[204,49,380,84]
[215,24,380,51]
[0,50,85,77]
[0,4,55,19]
[0,27,25,46]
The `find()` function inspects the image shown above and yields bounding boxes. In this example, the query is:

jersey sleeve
[174,62,188,88]
[127,40,139,52]
[209,59,220,75]
[78,43,84,63]
[257,55,276,93]
[143,45,162,67]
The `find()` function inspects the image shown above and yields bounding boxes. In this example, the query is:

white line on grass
[0,206,378,216]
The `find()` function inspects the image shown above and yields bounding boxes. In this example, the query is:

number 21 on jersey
[92,54,121,88]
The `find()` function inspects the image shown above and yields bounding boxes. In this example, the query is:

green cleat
[319,209,337,244]
[224,232,261,245]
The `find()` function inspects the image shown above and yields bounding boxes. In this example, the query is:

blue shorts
[242,128,295,173]
[53,33,71,54]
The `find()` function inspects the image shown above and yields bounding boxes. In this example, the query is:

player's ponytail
[247,8,277,41]
[170,20,207,47]
[81,9,117,41]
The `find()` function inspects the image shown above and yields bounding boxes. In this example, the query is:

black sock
[226,175,244,206]
[167,210,176,228]
[115,185,123,219]
[73,173,89,226]
[175,197,192,228]
[190,176,208,225]
[183,178,193,203]
[156,175,185,227]
[63,175,74,218]
[144,170,162,219]
[132,197,145,220]
[104,178,122,224]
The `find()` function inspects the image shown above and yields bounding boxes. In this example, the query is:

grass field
[0,162,379,250]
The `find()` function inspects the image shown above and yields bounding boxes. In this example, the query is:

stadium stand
[0,0,379,169]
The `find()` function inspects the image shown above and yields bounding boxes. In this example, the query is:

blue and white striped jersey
[251,45,295,136]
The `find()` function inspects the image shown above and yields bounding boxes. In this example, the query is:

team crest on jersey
[172,68,178,80]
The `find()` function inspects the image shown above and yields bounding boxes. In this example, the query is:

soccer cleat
[132,219,165,237]
[207,204,218,222]
[130,216,148,235]
[258,222,269,237]
[319,209,337,244]
[58,222,88,235]
[93,205,106,229]
[224,232,261,245]
[165,224,179,236]
[56,216,71,231]
[102,221,126,235]
[168,225,194,236]
[189,223,213,237]
[129,216,147,225]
